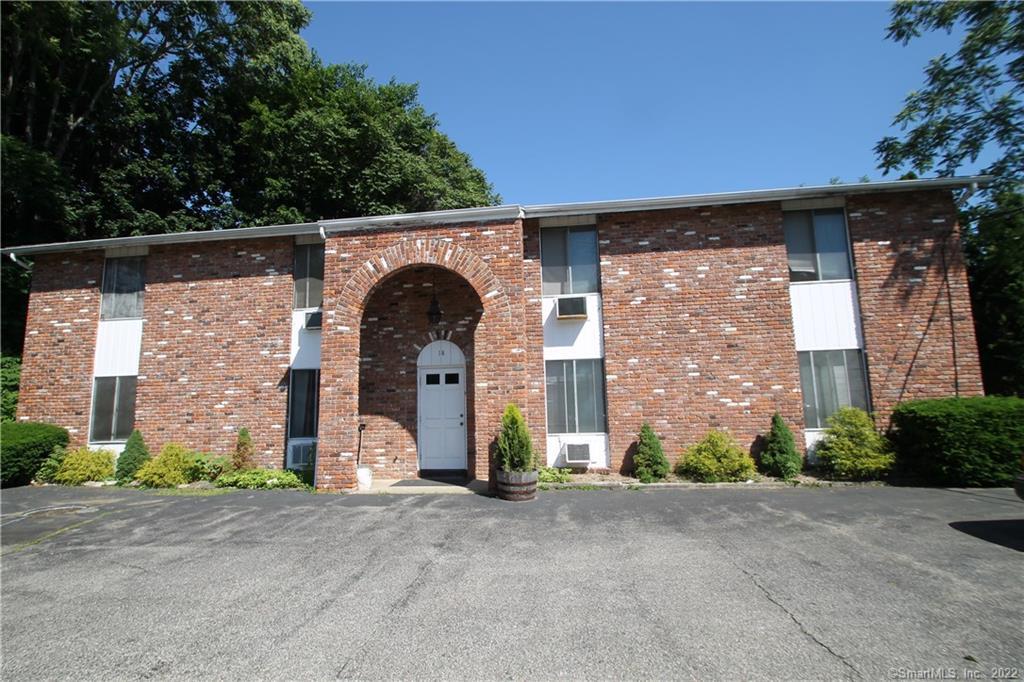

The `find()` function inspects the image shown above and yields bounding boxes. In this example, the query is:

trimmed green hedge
[0,421,69,487]
[890,396,1024,487]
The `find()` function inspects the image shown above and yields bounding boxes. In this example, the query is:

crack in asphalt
[716,537,861,680]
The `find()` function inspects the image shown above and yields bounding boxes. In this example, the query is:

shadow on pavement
[949,519,1024,552]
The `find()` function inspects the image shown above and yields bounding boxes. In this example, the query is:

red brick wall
[521,220,549,456]
[847,190,984,425]
[597,204,805,473]
[317,221,531,490]
[16,252,104,443]
[358,266,483,478]
[133,239,294,463]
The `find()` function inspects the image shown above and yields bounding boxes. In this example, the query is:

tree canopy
[875,1,1024,194]
[876,0,1024,396]
[0,0,497,353]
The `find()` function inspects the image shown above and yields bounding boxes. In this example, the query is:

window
[101,257,145,319]
[444,373,459,385]
[90,376,137,441]
[294,244,324,309]
[798,350,869,429]
[288,369,319,438]
[783,209,852,282]
[425,374,440,385]
[541,227,599,295]
[545,359,607,433]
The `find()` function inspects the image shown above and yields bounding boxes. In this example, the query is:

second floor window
[783,209,852,283]
[540,227,599,295]
[101,256,145,319]
[294,244,324,309]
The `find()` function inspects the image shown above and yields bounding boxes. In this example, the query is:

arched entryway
[316,234,530,491]
[417,340,467,472]
[355,265,482,480]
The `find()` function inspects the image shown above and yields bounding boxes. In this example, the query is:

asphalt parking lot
[2,484,1021,680]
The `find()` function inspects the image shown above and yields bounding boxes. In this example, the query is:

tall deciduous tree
[1,1,498,354]
[876,1,1024,396]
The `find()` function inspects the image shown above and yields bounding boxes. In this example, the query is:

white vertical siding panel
[291,310,321,369]
[542,293,604,360]
[789,281,863,351]
[93,319,143,376]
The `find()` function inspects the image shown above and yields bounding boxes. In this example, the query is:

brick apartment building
[3,177,985,490]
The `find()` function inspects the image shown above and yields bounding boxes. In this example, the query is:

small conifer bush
[233,428,255,470]
[54,447,115,485]
[135,443,194,488]
[676,431,757,483]
[35,444,68,484]
[633,423,669,483]
[759,413,802,480]
[116,430,151,484]
[497,403,534,472]
[815,407,893,480]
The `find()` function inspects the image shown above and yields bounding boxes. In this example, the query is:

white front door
[417,366,467,470]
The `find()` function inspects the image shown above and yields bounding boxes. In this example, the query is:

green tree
[496,404,534,472]
[632,423,669,483]
[1,355,20,421]
[0,1,498,354]
[115,429,150,484]
[759,412,802,480]
[963,193,1024,396]
[233,427,255,471]
[875,1,1023,194]
[876,2,1024,396]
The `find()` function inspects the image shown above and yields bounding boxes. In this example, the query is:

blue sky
[302,2,978,205]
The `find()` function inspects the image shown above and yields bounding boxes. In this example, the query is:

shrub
[233,428,255,470]
[633,423,670,483]
[759,413,802,480]
[538,466,572,484]
[676,431,757,483]
[215,468,305,489]
[815,407,893,480]
[186,453,232,482]
[115,430,151,484]
[890,396,1024,487]
[135,443,193,488]
[1,355,20,422]
[54,447,115,485]
[35,445,68,484]
[0,421,69,487]
[497,403,534,472]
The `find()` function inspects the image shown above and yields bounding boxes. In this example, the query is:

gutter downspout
[7,252,32,271]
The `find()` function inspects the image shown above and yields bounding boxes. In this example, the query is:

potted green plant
[495,403,537,501]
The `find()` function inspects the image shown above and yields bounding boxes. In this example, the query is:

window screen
[90,376,137,441]
[294,244,325,309]
[101,257,145,319]
[797,349,869,429]
[288,369,319,438]
[545,359,607,434]
[541,227,600,295]
[783,209,852,282]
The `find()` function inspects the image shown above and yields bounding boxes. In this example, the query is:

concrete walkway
[353,477,488,495]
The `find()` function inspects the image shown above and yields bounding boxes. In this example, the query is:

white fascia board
[0,176,989,257]
[522,176,990,219]
[2,222,320,257]
[317,205,523,233]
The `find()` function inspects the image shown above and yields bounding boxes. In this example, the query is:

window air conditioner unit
[556,296,587,320]
[304,311,323,330]
[288,441,317,469]
[562,443,591,465]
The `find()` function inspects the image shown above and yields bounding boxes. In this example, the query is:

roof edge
[1,175,990,257]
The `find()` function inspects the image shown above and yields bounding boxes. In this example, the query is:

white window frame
[89,375,137,443]
[783,208,855,284]
[798,349,871,429]
[539,226,601,297]
[544,358,608,436]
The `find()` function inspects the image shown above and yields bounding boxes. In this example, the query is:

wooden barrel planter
[496,469,538,501]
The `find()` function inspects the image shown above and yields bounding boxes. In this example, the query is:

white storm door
[418,368,467,470]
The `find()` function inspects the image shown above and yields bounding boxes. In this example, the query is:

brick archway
[316,229,527,491]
